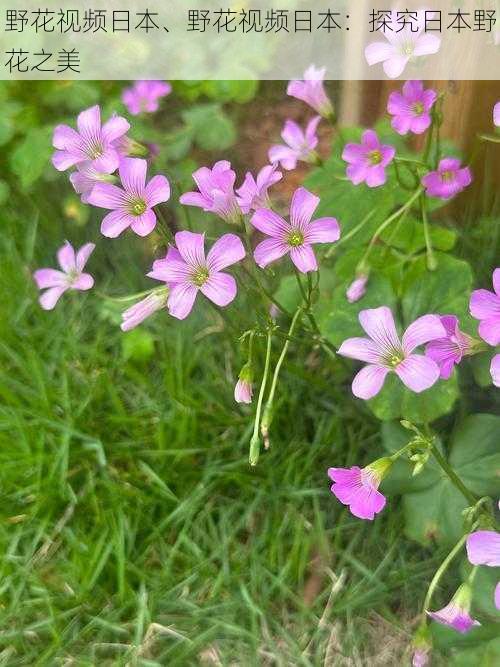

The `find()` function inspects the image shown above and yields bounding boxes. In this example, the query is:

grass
[0,196,453,666]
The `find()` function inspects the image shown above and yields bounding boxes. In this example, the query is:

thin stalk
[430,442,477,506]
[420,194,437,271]
[325,210,377,256]
[154,206,174,243]
[249,330,273,466]
[422,533,469,615]
[260,307,303,447]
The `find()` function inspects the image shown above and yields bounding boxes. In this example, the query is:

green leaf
[450,637,500,666]
[10,126,53,189]
[368,372,459,423]
[402,253,474,323]
[182,104,236,151]
[399,414,500,546]
[380,217,457,254]
[121,329,155,363]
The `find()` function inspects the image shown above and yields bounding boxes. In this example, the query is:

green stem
[249,329,273,466]
[430,442,477,506]
[359,187,423,267]
[420,195,437,271]
[422,533,468,615]
[260,307,303,446]
[154,206,174,243]
[325,210,377,257]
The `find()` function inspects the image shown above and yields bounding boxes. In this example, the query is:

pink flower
[491,354,500,388]
[146,231,245,320]
[470,268,500,346]
[346,275,368,303]
[427,584,480,634]
[365,10,441,79]
[494,102,500,127]
[69,162,117,203]
[338,306,446,400]
[327,458,391,520]
[33,241,95,310]
[235,164,282,214]
[467,530,500,566]
[88,158,170,238]
[342,130,395,188]
[422,158,472,200]
[425,315,474,379]
[287,65,333,118]
[180,161,240,223]
[120,290,168,332]
[122,80,172,115]
[387,80,437,135]
[412,648,430,667]
[268,116,321,171]
[52,105,130,173]
[251,187,340,274]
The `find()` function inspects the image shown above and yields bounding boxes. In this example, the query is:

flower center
[66,269,79,284]
[441,170,455,183]
[287,230,304,247]
[129,198,147,216]
[368,150,382,166]
[191,266,209,287]
[87,140,104,159]
[387,353,404,368]
[402,41,414,56]
[412,102,424,116]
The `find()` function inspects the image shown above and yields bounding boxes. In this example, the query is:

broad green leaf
[10,126,53,189]
[182,104,236,151]
[121,329,155,363]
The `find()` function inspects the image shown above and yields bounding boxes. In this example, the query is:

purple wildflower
[494,102,500,127]
[491,354,500,388]
[235,164,282,214]
[268,116,321,171]
[467,530,500,567]
[342,130,395,188]
[69,162,117,204]
[427,584,481,634]
[412,649,430,667]
[146,231,245,320]
[52,105,130,173]
[422,158,472,200]
[251,187,340,274]
[33,241,95,311]
[469,268,500,346]
[121,290,168,332]
[425,315,475,379]
[88,158,170,238]
[338,306,446,400]
[327,458,391,520]
[365,10,441,79]
[122,80,172,115]
[180,161,240,223]
[387,80,437,135]
[346,275,368,303]
[287,65,333,118]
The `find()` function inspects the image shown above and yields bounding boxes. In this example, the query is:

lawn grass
[0,194,454,666]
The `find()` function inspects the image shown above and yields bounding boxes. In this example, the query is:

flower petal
[251,209,289,238]
[365,41,395,65]
[175,231,206,267]
[338,337,384,364]
[148,249,190,284]
[77,105,101,138]
[145,174,171,207]
[101,114,130,142]
[119,157,147,195]
[395,354,440,393]
[491,354,500,388]
[305,217,340,244]
[57,242,76,273]
[88,183,127,210]
[383,55,410,79]
[352,365,389,399]
[100,210,132,238]
[290,244,318,273]
[493,268,500,297]
[33,268,66,289]
[358,306,401,354]
[413,33,441,57]
[39,286,67,310]
[466,531,500,567]
[72,273,94,290]
[206,234,245,272]
[75,243,96,272]
[478,319,500,346]
[470,289,500,321]
[130,210,157,237]
[200,272,237,307]
[167,282,198,320]
[268,145,298,170]
[281,120,304,149]
[402,314,447,354]
[290,187,320,230]
[254,238,289,269]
